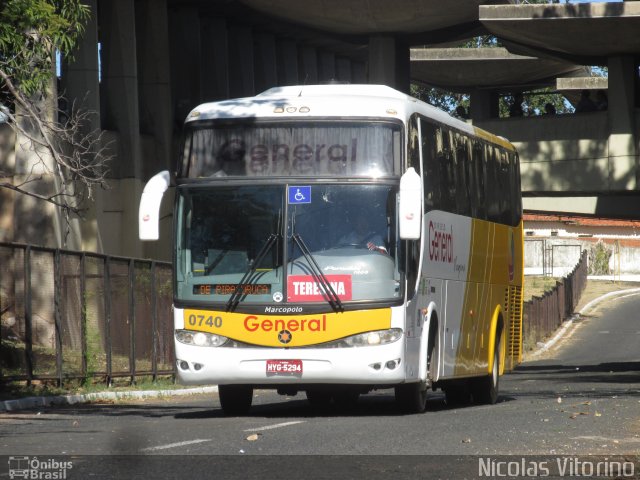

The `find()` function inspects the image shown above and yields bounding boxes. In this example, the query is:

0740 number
[187,314,222,328]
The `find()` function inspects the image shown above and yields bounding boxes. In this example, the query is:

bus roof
[185,84,515,151]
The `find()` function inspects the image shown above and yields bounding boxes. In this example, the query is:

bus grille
[504,285,523,369]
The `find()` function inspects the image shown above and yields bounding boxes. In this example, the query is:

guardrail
[0,242,174,386]
[523,250,588,351]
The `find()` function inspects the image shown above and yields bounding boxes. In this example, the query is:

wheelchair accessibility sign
[288,186,311,204]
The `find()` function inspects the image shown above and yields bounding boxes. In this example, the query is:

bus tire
[472,337,500,405]
[218,385,253,415]
[395,382,427,413]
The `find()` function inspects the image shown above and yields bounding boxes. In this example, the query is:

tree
[0,0,110,239]
[410,83,469,116]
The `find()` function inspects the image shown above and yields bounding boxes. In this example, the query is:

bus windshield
[176,183,401,307]
[180,121,402,177]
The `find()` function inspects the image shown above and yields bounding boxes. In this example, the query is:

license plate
[266,359,303,376]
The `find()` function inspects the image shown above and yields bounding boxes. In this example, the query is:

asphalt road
[1,291,639,479]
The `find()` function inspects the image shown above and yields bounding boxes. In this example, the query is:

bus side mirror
[139,170,170,241]
[399,167,422,240]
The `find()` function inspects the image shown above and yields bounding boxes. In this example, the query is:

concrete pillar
[470,89,499,122]
[229,25,255,98]
[201,18,229,102]
[61,0,100,251]
[13,72,59,246]
[98,0,143,257]
[276,39,299,86]
[254,32,278,94]
[299,46,318,84]
[133,0,172,260]
[136,0,172,177]
[99,0,142,179]
[0,124,15,242]
[169,7,201,126]
[368,35,410,93]
[607,55,637,189]
[318,51,336,83]
[352,62,367,84]
[336,57,352,83]
[62,0,99,131]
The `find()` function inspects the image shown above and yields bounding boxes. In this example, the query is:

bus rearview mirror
[399,167,422,240]
[139,170,170,241]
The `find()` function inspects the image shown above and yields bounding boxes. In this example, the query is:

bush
[588,240,611,275]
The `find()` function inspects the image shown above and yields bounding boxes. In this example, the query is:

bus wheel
[395,382,427,413]
[306,389,332,408]
[472,340,500,405]
[218,385,253,415]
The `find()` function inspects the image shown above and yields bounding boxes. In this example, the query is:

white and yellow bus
[139,84,523,415]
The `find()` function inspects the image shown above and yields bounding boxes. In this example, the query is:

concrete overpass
[477,2,640,220]
[1,0,638,259]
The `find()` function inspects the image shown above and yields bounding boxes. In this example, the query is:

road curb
[0,386,218,413]
[578,287,640,316]
[527,287,640,358]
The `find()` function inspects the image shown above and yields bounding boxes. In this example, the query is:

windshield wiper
[204,249,228,275]
[226,233,278,312]
[292,233,344,312]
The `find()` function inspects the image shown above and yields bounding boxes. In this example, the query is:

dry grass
[524,276,560,301]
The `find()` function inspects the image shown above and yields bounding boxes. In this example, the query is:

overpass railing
[0,242,174,386]
[523,250,588,352]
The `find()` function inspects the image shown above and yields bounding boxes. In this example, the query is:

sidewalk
[0,386,218,413]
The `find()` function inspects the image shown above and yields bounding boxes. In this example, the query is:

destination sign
[193,284,271,296]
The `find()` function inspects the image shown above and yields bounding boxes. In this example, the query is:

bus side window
[463,137,477,219]
[408,116,421,174]
[485,145,500,223]
[440,130,455,213]
[498,151,512,225]
[473,141,486,220]
[405,239,421,300]
[509,152,522,226]
[421,119,440,212]
[454,134,471,217]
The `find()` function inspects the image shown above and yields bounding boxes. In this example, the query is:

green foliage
[503,88,573,117]
[411,79,571,119]
[410,83,469,116]
[0,0,90,97]
[459,35,501,49]
[588,240,611,275]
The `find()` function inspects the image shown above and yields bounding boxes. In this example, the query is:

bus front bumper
[174,339,406,386]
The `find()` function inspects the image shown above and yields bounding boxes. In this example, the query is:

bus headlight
[342,328,403,347]
[175,329,228,347]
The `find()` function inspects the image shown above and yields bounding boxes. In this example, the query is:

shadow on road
[503,360,640,399]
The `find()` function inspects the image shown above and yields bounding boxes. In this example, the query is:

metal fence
[2,240,589,384]
[523,250,588,351]
[0,242,174,386]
